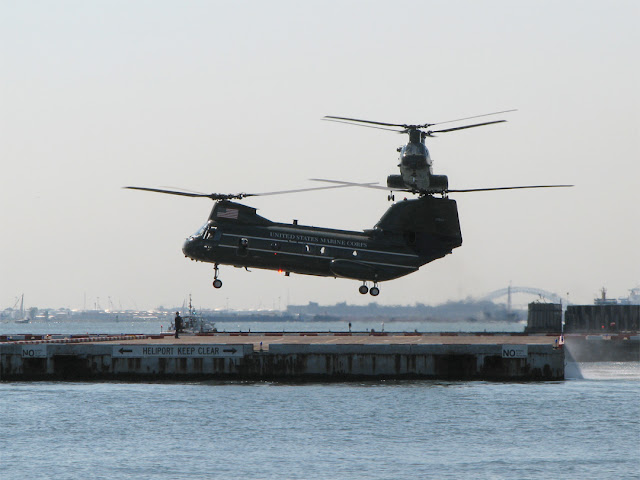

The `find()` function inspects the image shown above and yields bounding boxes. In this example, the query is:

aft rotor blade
[310,178,399,192]
[312,179,573,195]
[430,109,517,127]
[448,185,573,193]
[428,120,507,135]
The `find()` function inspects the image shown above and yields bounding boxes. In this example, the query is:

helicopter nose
[182,238,196,258]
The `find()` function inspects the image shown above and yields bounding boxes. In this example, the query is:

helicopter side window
[404,232,417,245]
[236,237,249,257]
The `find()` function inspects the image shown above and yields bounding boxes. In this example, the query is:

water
[1,364,638,479]
[2,322,638,478]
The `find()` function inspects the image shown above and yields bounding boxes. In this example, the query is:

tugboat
[170,295,216,334]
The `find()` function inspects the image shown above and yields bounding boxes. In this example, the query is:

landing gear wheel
[358,284,369,295]
[212,263,222,289]
[370,286,380,296]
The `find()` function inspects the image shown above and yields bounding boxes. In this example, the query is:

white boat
[14,294,30,324]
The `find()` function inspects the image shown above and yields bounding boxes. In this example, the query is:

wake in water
[566,361,640,381]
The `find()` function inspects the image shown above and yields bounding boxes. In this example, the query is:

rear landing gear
[358,282,380,296]
[212,264,222,289]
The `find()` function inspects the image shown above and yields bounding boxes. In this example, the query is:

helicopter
[125,184,465,296]
[126,112,571,296]
[323,110,526,200]
[126,176,570,296]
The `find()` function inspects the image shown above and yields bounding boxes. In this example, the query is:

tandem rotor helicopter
[320,109,561,200]
[126,110,571,296]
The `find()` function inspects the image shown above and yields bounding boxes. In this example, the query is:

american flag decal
[217,207,239,219]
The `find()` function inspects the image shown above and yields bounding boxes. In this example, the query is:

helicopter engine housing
[428,174,449,193]
[386,174,405,189]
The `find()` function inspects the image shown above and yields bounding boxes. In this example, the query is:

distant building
[525,302,562,333]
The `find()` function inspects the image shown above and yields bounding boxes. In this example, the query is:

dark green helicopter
[126,184,463,296]
[323,110,520,199]
[126,177,569,297]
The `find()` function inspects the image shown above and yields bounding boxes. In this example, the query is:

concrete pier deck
[1,332,565,381]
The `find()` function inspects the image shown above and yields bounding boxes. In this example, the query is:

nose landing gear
[212,264,222,289]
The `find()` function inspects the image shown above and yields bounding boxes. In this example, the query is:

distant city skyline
[3,284,639,313]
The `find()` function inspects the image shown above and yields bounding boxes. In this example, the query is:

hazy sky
[1,1,638,311]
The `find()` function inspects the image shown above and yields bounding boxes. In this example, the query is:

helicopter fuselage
[387,130,448,195]
[182,197,462,284]
[396,140,432,191]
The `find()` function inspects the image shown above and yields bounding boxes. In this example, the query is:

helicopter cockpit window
[401,144,431,169]
[192,223,217,240]
[204,227,218,240]
[193,223,208,238]
[403,143,425,156]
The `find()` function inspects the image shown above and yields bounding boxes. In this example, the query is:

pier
[0,332,564,381]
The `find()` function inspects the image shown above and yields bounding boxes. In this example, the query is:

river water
[1,322,638,479]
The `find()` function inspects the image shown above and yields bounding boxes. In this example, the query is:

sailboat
[14,294,30,324]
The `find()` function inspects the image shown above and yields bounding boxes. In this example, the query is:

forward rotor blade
[324,110,517,131]
[428,120,506,135]
[124,186,228,199]
[252,182,378,196]
[323,116,407,128]
[322,118,404,133]
[125,182,377,201]
[430,109,517,127]
[448,185,573,193]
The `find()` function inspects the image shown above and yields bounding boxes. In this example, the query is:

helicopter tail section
[374,196,463,261]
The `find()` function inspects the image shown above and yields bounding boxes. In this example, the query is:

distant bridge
[481,286,566,310]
